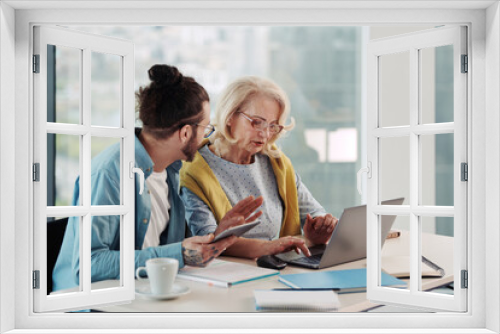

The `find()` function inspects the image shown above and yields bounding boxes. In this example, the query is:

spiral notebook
[253,289,340,312]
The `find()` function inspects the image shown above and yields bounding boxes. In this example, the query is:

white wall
[0,2,16,333]
[485,3,500,333]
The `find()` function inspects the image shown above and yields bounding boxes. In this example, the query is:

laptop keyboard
[294,253,322,265]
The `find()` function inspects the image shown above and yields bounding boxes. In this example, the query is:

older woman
[180,76,338,259]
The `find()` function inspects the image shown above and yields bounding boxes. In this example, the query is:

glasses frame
[196,123,215,138]
[237,111,284,134]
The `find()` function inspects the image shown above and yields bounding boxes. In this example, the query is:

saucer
[135,283,190,300]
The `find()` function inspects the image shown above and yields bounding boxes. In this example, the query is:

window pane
[421,133,454,206]
[420,45,454,124]
[47,133,80,206]
[91,52,121,127]
[266,26,364,218]
[421,216,454,296]
[379,51,410,127]
[48,45,81,124]
[91,137,121,205]
[47,216,79,296]
[379,215,409,291]
[379,136,410,205]
[91,215,122,290]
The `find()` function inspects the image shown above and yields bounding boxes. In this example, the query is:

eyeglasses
[196,123,215,138]
[237,112,284,134]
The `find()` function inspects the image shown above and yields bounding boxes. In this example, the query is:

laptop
[275,197,405,269]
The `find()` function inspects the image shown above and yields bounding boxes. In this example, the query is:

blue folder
[278,268,406,293]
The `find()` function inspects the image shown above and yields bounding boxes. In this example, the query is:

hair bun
[148,64,182,87]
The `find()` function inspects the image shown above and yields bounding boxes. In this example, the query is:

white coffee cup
[136,258,179,295]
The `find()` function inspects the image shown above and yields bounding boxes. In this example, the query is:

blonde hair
[211,76,295,158]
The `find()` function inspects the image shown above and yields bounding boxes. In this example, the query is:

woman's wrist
[223,237,269,258]
[259,240,275,257]
[246,239,272,258]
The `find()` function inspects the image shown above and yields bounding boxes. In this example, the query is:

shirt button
[143,218,148,224]
[147,190,151,194]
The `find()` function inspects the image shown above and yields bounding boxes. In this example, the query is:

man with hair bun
[53,65,263,292]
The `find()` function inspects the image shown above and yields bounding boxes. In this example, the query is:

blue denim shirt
[52,129,189,292]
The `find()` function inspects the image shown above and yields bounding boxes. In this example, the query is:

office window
[39,24,460,312]
[29,23,466,316]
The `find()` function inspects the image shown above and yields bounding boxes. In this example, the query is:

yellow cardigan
[180,140,301,237]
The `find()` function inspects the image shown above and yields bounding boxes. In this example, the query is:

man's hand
[181,234,237,268]
[303,213,338,245]
[214,195,264,237]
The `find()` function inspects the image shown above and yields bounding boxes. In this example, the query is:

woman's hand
[264,236,311,257]
[303,213,338,245]
[214,195,264,237]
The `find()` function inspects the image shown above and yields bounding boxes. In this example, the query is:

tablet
[211,220,261,243]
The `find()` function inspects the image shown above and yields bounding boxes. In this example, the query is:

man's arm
[71,172,186,283]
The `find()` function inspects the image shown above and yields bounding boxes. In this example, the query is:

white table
[89,231,454,313]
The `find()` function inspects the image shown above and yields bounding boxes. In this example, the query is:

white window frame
[366,26,468,312]
[32,25,136,312]
[1,2,498,333]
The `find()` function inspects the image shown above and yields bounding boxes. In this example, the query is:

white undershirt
[142,170,170,249]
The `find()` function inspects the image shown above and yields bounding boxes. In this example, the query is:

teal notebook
[278,268,406,293]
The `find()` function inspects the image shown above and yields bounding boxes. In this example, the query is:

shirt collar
[169,160,183,172]
[135,128,155,178]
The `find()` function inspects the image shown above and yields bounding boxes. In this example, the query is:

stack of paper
[253,289,340,312]
[177,259,279,287]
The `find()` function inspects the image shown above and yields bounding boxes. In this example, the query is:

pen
[422,255,445,277]
[204,281,229,288]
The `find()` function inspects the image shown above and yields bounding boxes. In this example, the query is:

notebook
[278,268,406,293]
[253,289,340,312]
[177,259,279,287]
[382,255,445,278]
[275,197,405,269]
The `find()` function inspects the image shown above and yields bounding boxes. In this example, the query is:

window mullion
[122,50,136,293]
[46,123,130,137]
[409,46,420,294]
[81,47,92,294]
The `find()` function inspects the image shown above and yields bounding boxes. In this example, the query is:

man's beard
[182,134,199,162]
